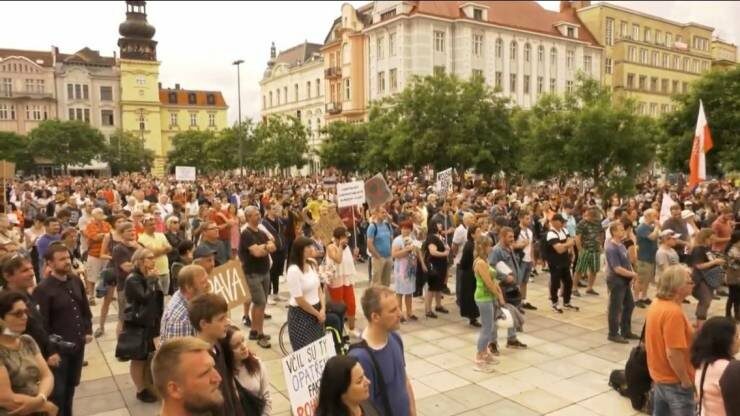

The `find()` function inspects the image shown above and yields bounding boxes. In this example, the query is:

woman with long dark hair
[457,224,481,327]
[286,236,325,350]
[315,355,379,416]
[221,325,271,416]
[690,316,738,416]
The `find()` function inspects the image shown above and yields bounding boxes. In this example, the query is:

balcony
[324,66,342,79]
[326,102,342,114]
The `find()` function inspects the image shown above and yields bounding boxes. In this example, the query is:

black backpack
[624,325,652,411]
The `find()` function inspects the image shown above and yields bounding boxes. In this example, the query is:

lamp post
[232,59,245,177]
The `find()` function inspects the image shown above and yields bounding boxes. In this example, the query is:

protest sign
[0,161,15,180]
[336,181,365,208]
[364,174,392,209]
[282,334,336,416]
[312,206,345,245]
[436,168,453,194]
[208,260,250,309]
[175,166,196,181]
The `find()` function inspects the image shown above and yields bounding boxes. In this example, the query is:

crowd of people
[0,170,737,416]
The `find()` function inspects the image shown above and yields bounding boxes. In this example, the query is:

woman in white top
[286,236,325,351]
[326,226,358,335]
[223,325,272,416]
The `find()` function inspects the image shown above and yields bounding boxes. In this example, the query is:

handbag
[115,325,147,361]
[234,378,266,416]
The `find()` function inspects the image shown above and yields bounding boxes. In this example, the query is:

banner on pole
[336,181,365,208]
[282,334,336,416]
[436,168,453,194]
[364,174,392,209]
[175,166,196,181]
[659,192,675,224]
[208,260,251,309]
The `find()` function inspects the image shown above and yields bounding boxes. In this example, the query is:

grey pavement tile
[73,391,127,416]
[77,377,119,399]
[416,392,468,416]
[444,383,503,410]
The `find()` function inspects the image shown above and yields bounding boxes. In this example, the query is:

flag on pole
[688,100,713,188]
[659,192,675,224]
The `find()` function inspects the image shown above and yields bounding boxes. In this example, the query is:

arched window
[524,43,531,62]
[538,45,544,63]
[510,41,518,61]
[495,38,503,58]
[550,47,558,67]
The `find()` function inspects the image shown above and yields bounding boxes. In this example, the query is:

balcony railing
[324,67,342,78]
[326,102,342,114]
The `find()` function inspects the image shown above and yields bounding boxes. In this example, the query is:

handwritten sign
[175,166,196,181]
[282,334,336,416]
[208,260,251,309]
[364,173,392,209]
[336,181,365,208]
[312,207,345,246]
[436,168,453,194]
[0,161,15,180]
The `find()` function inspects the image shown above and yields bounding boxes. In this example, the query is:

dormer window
[206,94,215,105]
[168,92,177,104]
[555,22,579,39]
[567,27,575,38]
[188,93,196,104]
[473,8,483,20]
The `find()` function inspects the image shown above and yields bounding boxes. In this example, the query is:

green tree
[254,116,309,173]
[658,66,740,174]
[318,121,367,174]
[167,130,217,172]
[518,74,657,196]
[205,120,254,172]
[0,131,33,172]
[28,120,105,172]
[101,130,155,174]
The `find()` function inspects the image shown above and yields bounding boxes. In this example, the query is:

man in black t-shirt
[545,214,578,313]
[238,206,275,349]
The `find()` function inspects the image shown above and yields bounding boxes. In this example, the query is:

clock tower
[118,0,165,175]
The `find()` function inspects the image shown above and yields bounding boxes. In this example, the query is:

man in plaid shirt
[160,263,211,342]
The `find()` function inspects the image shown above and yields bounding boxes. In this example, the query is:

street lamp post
[233,59,245,177]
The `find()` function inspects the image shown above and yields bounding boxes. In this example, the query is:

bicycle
[278,311,350,356]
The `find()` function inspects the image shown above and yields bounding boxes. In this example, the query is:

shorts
[246,272,270,307]
[85,256,107,284]
[371,257,393,287]
[636,260,656,285]
[575,249,600,275]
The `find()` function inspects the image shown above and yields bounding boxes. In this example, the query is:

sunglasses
[7,309,28,319]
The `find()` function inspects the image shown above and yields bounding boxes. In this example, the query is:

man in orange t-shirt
[84,208,111,298]
[645,264,696,416]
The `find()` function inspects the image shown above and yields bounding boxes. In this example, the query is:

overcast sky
[1,1,737,123]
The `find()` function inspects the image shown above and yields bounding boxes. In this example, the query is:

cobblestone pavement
[74,266,729,416]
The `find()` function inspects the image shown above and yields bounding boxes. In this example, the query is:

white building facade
[364,1,603,108]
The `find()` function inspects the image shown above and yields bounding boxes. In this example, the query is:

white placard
[336,181,366,208]
[175,166,196,181]
[282,334,336,416]
[436,168,453,194]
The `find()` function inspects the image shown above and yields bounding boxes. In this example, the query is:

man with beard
[33,243,93,416]
[153,337,225,416]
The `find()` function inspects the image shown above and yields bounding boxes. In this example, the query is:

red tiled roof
[404,1,599,46]
[159,89,228,108]
[0,48,54,67]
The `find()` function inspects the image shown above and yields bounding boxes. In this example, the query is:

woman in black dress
[458,225,481,327]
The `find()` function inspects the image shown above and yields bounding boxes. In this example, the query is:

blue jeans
[652,383,695,416]
[476,300,516,352]
[606,275,635,337]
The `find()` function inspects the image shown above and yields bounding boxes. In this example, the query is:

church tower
[118,0,165,175]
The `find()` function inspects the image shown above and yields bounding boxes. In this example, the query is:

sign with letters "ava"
[208,260,251,309]
[282,334,336,416]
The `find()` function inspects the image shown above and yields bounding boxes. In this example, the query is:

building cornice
[577,3,714,32]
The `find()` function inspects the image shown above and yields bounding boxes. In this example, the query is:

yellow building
[711,38,738,70]
[572,1,715,117]
[117,0,227,175]
[159,85,228,154]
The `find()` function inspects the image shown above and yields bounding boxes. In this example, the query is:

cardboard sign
[175,166,196,181]
[436,168,453,194]
[336,181,365,208]
[312,207,345,246]
[364,173,392,209]
[208,260,251,309]
[282,334,336,416]
[0,161,15,180]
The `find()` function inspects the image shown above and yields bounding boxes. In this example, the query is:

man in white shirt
[514,211,537,310]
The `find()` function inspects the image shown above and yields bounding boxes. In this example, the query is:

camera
[49,334,77,354]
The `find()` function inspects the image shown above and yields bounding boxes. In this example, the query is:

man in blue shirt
[349,286,416,416]
[367,207,394,287]
[35,216,61,276]
[605,221,639,344]
[635,209,661,308]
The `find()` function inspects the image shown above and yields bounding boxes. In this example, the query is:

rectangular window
[190,113,197,127]
[67,84,73,99]
[566,50,575,69]
[673,56,680,70]
[83,108,90,123]
[495,71,502,90]
[509,73,517,93]
[473,8,483,20]
[537,76,543,94]
[639,75,646,90]
[584,55,592,74]
[605,58,613,74]
[0,104,6,120]
[523,75,530,94]
[100,86,113,101]
[68,108,74,120]
[169,112,178,127]
[692,59,699,73]
[672,80,679,93]
[495,39,503,58]
[75,108,83,120]
[656,30,662,44]
[2,78,12,96]
[389,33,396,57]
[644,28,652,43]
[662,53,669,68]
[666,33,673,47]
[661,79,669,93]
[566,80,574,93]
[25,79,33,92]
[472,34,483,57]
[74,84,82,99]
[316,79,320,97]
[620,21,628,38]
[660,104,669,114]
[434,31,445,53]
[306,81,311,99]
[682,82,688,93]
[189,93,197,105]
[295,84,299,102]
[652,51,659,66]
[389,69,398,91]
[550,78,556,93]
[649,103,657,116]
[650,77,658,92]
[472,69,483,79]
[376,36,384,60]
[344,78,350,101]
[433,66,445,76]
[640,49,648,64]
[82,85,89,100]
[605,17,614,46]
[632,24,640,40]
[638,102,646,115]
[208,113,216,127]
[628,46,636,62]
[567,27,575,38]
[377,71,385,93]
[101,110,114,126]
[627,73,635,89]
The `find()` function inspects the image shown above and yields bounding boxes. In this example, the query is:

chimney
[559,1,572,12]
[158,82,162,89]
[51,46,59,65]
[175,83,181,90]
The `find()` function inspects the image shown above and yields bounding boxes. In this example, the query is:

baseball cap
[659,230,680,240]
[681,210,695,220]
[193,245,217,260]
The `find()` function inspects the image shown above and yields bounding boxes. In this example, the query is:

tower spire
[118,0,158,60]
